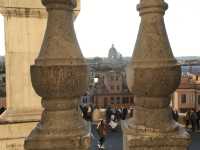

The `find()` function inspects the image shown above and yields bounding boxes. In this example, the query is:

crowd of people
[79,104,133,149]
[80,104,200,149]
[79,104,132,122]
[184,109,200,132]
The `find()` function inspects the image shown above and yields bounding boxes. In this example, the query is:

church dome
[108,44,118,59]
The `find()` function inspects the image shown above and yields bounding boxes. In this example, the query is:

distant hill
[176,56,200,61]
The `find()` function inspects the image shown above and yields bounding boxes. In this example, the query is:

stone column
[0,1,80,150]
[0,0,80,123]
[123,0,191,150]
[0,2,46,150]
[24,0,90,149]
[0,2,46,123]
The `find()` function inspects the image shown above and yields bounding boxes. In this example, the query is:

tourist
[79,104,88,121]
[130,107,134,118]
[116,109,122,121]
[105,106,112,123]
[122,108,128,120]
[197,109,200,130]
[87,104,93,121]
[109,113,118,131]
[172,108,179,122]
[185,110,191,129]
[190,109,198,132]
[0,107,5,114]
[96,120,107,149]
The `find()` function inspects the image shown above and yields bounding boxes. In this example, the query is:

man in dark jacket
[190,109,198,132]
[197,109,200,130]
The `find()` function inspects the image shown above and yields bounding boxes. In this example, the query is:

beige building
[92,70,134,108]
[172,73,200,113]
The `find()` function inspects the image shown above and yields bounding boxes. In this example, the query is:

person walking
[185,110,191,129]
[172,108,179,122]
[96,120,107,149]
[190,109,198,132]
[197,109,200,131]
[87,104,93,121]
[122,108,128,120]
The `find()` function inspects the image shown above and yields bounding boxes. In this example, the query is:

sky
[0,0,200,57]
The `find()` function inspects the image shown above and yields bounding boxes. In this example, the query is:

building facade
[81,45,134,109]
[92,70,134,108]
[172,73,200,113]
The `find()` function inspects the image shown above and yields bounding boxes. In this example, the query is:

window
[111,86,114,90]
[104,97,108,107]
[123,97,129,104]
[180,108,189,113]
[117,85,120,91]
[111,76,114,81]
[116,76,119,81]
[111,97,114,104]
[117,97,120,104]
[130,97,134,104]
[181,94,186,104]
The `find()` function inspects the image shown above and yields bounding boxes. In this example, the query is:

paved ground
[91,125,200,150]
[189,132,200,150]
[91,125,122,150]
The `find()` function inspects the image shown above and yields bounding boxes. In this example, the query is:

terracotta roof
[178,76,200,90]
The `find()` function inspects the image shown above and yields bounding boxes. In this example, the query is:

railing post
[123,0,191,149]
[24,0,90,149]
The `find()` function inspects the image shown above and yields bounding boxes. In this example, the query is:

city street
[91,125,122,150]
[91,125,200,150]
[189,132,200,150]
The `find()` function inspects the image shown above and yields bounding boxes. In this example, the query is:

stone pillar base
[0,121,38,150]
[24,120,91,150]
[25,133,90,150]
[122,121,191,150]
[0,109,42,123]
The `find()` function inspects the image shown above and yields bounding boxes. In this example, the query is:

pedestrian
[172,108,179,122]
[79,104,88,121]
[87,104,93,121]
[116,109,121,121]
[185,110,191,129]
[190,109,198,132]
[105,106,112,123]
[96,120,107,149]
[122,108,128,120]
[197,109,200,130]
[130,107,134,118]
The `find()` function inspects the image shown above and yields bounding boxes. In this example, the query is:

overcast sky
[0,0,200,57]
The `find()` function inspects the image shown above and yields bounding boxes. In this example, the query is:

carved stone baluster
[123,0,191,149]
[24,0,90,149]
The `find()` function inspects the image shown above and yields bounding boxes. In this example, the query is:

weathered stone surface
[123,0,191,149]
[0,122,38,150]
[0,0,80,18]
[24,0,90,149]
[0,0,80,149]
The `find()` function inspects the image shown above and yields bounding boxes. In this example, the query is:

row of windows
[104,97,134,105]
[181,94,200,104]
[110,85,120,91]
[110,76,119,81]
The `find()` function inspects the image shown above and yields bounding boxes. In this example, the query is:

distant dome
[108,44,119,59]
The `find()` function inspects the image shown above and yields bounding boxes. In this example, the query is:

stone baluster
[24,0,90,149]
[123,0,191,149]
